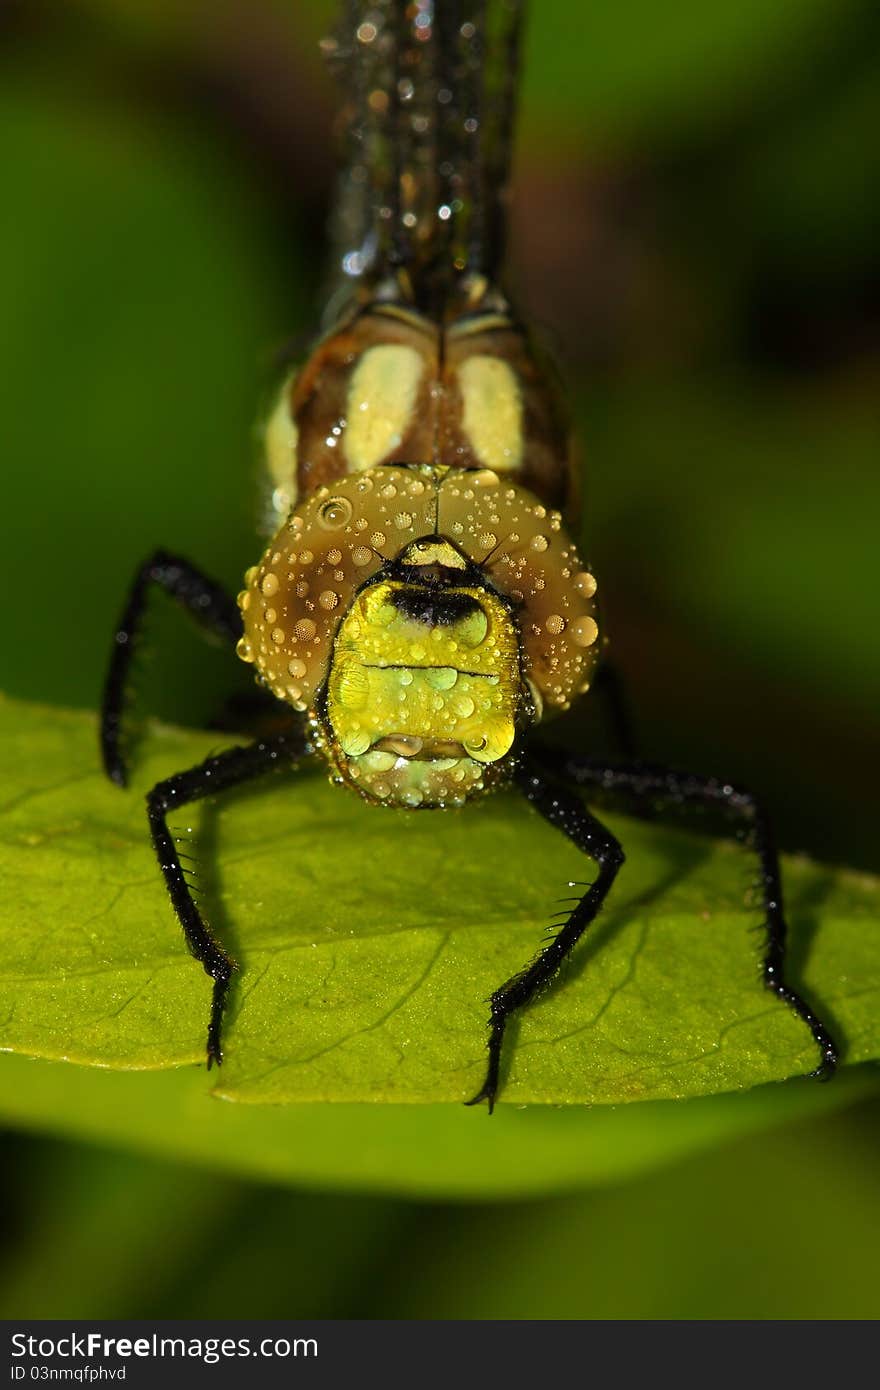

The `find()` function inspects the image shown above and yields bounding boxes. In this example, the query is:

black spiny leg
[465,755,624,1112]
[146,729,309,1067]
[537,748,839,1081]
[102,550,243,787]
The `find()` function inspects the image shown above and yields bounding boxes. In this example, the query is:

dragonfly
[100,0,837,1110]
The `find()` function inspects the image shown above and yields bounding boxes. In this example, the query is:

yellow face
[323,578,524,807]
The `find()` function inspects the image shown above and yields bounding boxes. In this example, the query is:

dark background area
[0,0,877,1318]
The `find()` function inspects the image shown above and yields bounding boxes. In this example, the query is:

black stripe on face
[389,587,483,628]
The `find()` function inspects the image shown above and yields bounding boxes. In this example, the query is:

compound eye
[319,497,353,529]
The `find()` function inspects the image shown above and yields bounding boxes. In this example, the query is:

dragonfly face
[238,447,600,807]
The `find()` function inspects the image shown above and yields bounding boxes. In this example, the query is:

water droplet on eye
[298,549,314,565]
[271,627,285,645]
[264,608,277,624]
[425,667,458,690]
[261,572,279,597]
[319,590,339,610]
[394,512,413,529]
[294,618,317,642]
[327,548,343,566]
[572,616,599,647]
[380,482,398,499]
[478,532,497,550]
[352,546,373,567]
[574,571,597,597]
[530,535,549,553]
[456,608,488,647]
[288,657,307,678]
[408,478,426,496]
[473,469,500,488]
[357,476,374,493]
[545,614,566,635]
[244,565,259,586]
[237,590,250,611]
[296,580,309,597]
[371,531,386,548]
[236,636,254,663]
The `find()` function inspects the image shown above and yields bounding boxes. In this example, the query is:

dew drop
[261,572,279,597]
[457,609,488,647]
[294,618,317,642]
[288,657,307,679]
[574,571,597,597]
[572,616,599,647]
[425,666,458,690]
[319,590,339,610]
[341,728,371,755]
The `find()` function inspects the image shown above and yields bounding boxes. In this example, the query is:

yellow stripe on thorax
[458,355,523,472]
[345,344,424,471]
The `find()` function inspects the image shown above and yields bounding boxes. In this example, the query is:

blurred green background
[1,0,878,1319]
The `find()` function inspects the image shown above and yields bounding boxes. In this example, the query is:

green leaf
[2,694,878,1110]
[0,1052,873,1202]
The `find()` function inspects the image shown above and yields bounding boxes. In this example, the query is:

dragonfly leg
[146,730,309,1068]
[465,754,624,1112]
[101,550,242,786]
[538,748,839,1081]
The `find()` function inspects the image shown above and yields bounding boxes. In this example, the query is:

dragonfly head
[236,465,600,807]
